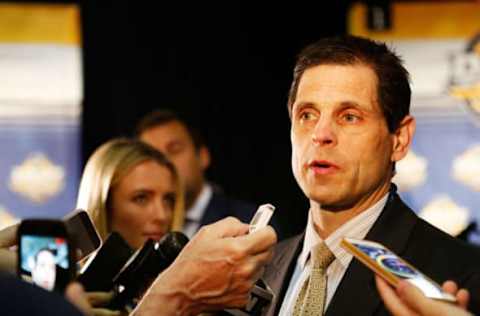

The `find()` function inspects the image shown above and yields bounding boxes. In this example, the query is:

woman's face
[110,160,176,249]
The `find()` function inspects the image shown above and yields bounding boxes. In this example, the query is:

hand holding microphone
[77,230,189,314]
[134,216,277,316]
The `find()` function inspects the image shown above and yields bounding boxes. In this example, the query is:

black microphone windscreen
[108,231,189,310]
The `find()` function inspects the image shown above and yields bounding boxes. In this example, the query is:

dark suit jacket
[198,191,284,240]
[199,191,257,227]
[0,273,84,316]
[263,189,480,316]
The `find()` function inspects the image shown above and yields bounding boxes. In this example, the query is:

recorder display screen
[351,241,451,301]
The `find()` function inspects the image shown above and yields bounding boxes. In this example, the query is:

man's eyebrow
[339,100,361,108]
[339,100,378,113]
[292,101,315,111]
[167,139,183,146]
[294,100,362,110]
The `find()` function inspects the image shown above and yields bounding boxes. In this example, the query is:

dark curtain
[80,1,349,238]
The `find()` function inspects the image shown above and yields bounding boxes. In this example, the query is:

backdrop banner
[350,2,480,241]
[0,4,82,228]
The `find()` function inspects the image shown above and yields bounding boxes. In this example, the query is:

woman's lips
[143,233,164,240]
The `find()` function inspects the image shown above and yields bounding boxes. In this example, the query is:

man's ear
[199,146,211,171]
[391,115,416,163]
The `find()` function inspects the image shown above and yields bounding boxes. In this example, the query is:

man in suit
[262,35,480,316]
[136,110,264,238]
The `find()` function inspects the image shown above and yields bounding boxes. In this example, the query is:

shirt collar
[298,193,388,269]
[185,183,213,222]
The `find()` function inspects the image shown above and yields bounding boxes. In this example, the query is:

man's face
[32,250,56,291]
[291,64,407,210]
[140,121,209,208]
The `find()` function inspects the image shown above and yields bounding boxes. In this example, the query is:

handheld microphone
[108,231,189,311]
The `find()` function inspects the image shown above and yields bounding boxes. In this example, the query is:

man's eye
[342,113,361,123]
[168,143,184,155]
[299,111,316,121]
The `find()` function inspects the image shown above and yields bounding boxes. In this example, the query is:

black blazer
[199,191,257,227]
[198,191,285,240]
[263,189,480,316]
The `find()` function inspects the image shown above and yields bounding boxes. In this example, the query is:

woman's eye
[164,194,176,210]
[133,194,148,204]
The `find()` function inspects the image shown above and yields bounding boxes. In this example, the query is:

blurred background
[0,0,479,242]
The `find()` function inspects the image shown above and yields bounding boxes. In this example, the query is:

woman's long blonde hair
[76,138,184,242]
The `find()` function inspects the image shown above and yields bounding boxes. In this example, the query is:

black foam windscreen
[108,231,189,310]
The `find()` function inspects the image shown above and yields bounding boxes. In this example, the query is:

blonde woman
[76,138,184,249]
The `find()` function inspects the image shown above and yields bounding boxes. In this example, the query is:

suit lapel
[199,192,222,227]
[326,191,419,316]
[263,233,304,316]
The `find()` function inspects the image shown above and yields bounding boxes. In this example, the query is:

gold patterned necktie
[293,242,335,316]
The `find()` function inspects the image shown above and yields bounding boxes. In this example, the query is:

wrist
[134,261,203,316]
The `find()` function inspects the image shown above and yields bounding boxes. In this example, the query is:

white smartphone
[249,203,275,234]
[341,237,456,302]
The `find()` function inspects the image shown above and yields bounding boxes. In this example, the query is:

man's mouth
[308,160,340,175]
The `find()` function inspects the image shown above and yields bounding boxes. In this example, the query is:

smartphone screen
[19,234,72,292]
[343,238,456,302]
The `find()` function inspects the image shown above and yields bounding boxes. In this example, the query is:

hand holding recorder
[376,276,472,316]
[341,238,459,302]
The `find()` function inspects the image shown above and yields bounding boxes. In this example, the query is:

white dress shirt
[182,184,213,238]
[278,193,388,315]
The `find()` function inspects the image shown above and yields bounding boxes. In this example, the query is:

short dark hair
[135,109,205,150]
[287,35,411,132]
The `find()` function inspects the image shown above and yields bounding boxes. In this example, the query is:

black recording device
[17,219,76,293]
[108,231,189,311]
[63,209,102,260]
[77,231,134,292]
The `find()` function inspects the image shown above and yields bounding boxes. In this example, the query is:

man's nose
[311,116,337,146]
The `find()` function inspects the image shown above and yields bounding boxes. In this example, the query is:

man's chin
[307,193,352,212]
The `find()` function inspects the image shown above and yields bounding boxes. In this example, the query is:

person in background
[76,138,184,249]
[136,110,267,238]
